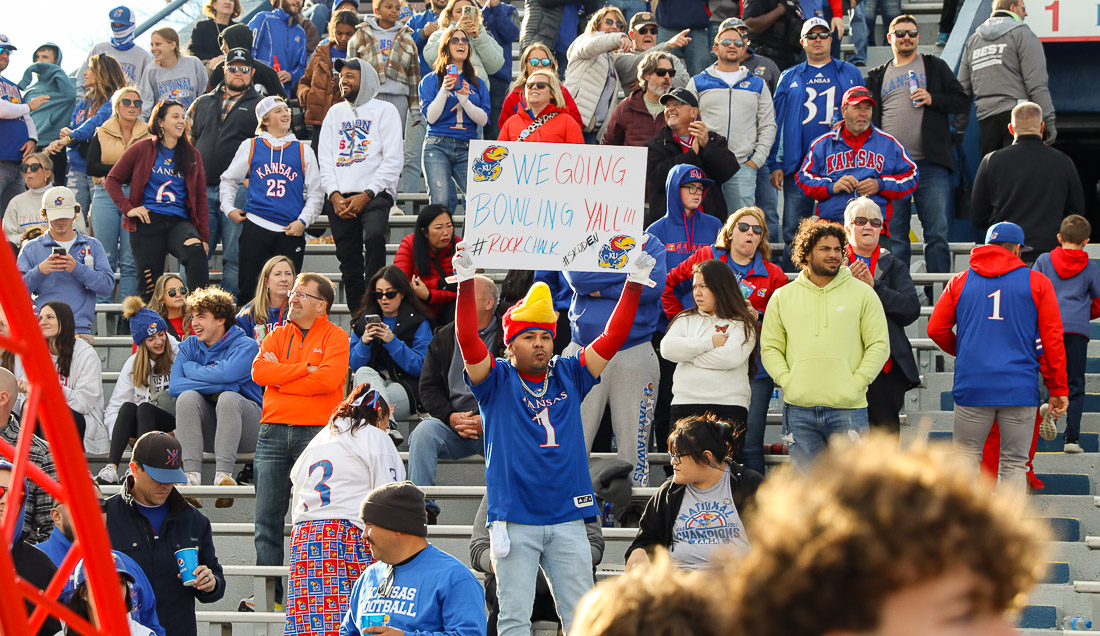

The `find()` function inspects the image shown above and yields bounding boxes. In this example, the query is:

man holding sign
[452,241,656,636]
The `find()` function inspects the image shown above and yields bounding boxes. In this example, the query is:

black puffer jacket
[353,305,430,409]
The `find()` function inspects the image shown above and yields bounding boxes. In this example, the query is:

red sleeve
[498,88,521,131]
[588,281,642,360]
[761,262,789,310]
[1031,271,1068,396]
[562,87,584,126]
[927,271,965,356]
[1090,297,1100,321]
[828,0,843,21]
[662,248,705,319]
[190,151,210,243]
[105,143,139,213]
[456,278,489,365]
[393,234,415,279]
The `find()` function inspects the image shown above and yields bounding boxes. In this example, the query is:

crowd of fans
[0,0,1093,634]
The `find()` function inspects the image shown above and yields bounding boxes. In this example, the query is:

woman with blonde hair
[563,6,633,143]
[236,255,295,340]
[138,27,208,118]
[498,69,584,143]
[661,207,788,475]
[189,0,243,68]
[497,41,582,130]
[423,0,505,90]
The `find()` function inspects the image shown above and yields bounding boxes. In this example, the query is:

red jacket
[498,84,583,131]
[392,232,461,316]
[662,245,788,319]
[498,104,585,144]
[602,89,667,147]
[105,137,210,242]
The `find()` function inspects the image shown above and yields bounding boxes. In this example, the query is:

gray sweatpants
[564,341,659,486]
[953,404,1035,493]
[176,391,262,474]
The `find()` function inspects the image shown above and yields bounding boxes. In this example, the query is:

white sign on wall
[1030,0,1100,41]
[462,140,647,273]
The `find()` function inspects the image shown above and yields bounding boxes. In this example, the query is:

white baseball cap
[255,96,288,123]
[801,17,831,38]
[0,34,16,51]
[41,186,80,220]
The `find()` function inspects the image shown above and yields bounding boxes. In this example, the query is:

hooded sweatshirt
[76,41,154,89]
[138,55,209,119]
[760,266,889,409]
[349,16,421,97]
[12,338,106,452]
[1032,247,1100,338]
[18,51,76,146]
[317,64,404,199]
[168,324,263,404]
[219,131,323,230]
[928,245,1067,406]
[958,11,1055,131]
[0,461,62,636]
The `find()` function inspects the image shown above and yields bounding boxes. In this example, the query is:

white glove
[627,249,657,286]
[452,241,477,282]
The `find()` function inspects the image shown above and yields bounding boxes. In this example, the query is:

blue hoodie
[563,234,666,349]
[249,8,308,92]
[65,98,113,175]
[19,54,76,147]
[169,325,263,404]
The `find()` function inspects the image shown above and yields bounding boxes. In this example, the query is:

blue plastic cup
[175,547,199,586]
[360,613,387,630]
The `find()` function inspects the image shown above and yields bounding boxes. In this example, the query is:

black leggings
[108,402,176,465]
[130,212,210,301]
[237,221,306,302]
[669,403,749,463]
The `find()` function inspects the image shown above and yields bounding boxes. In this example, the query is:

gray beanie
[359,481,428,537]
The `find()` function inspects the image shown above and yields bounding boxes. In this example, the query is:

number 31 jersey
[467,354,601,525]
[290,421,406,528]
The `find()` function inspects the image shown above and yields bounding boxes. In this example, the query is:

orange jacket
[498,104,585,144]
[251,314,350,426]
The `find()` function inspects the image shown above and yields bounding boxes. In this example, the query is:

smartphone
[461,5,475,19]
[52,247,66,256]
[365,314,382,325]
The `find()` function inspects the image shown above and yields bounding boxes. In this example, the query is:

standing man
[688,18,776,214]
[928,222,1068,492]
[958,0,1056,156]
[970,102,1085,260]
[603,51,674,147]
[613,12,690,95]
[104,432,226,636]
[317,59,402,312]
[865,15,970,271]
[249,0,309,95]
[188,48,263,301]
[797,86,918,229]
[251,272,349,610]
[75,7,154,88]
[1,35,49,213]
[760,218,889,471]
[451,242,656,636]
[768,18,863,258]
[741,0,807,70]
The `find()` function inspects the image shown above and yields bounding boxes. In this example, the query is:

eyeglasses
[682,183,705,194]
[20,163,45,173]
[373,290,400,299]
[450,36,470,45]
[526,81,549,90]
[803,31,831,40]
[891,29,920,38]
[166,285,188,298]
[850,216,884,228]
[226,64,252,74]
[289,289,324,302]
[717,38,745,48]
[737,222,764,235]
[526,57,553,67]
[669,452,695,464]
[635,26,658,35]
[652,67,676,77]
[603,17,625,29]
[119,98,143,108]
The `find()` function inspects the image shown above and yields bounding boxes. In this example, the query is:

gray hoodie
[957,12,1055,138]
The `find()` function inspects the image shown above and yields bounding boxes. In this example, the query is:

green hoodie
[760,266,890,409]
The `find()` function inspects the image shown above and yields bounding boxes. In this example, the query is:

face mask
[111,23,136,51]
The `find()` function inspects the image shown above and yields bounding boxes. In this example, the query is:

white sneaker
[1039,403,1058,441]
[94,464,118,485]
[185,471,203,508]
[1064,441,1084,454]
[214,471,237,509]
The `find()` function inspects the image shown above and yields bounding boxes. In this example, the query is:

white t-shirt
[290,420,406,529]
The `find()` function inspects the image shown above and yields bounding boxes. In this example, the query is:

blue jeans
[492,519,594,636]
[849,2,868,64]
[206,184,246,300]
[783,404,868,472]
[1064,333,1087,442]
[66,169,93,226]
[889,160,950,272]
[408,417,483,516]
[755,164,780,241]
[403,113,427,194]
[422,135,469,213]
[864,0,901,45]
[254,422,323,605]
[90,182,137,302]
[658,26,711,76]
[744,374,774,475]
[721,164,758,215]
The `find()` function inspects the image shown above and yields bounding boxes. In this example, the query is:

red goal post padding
[0,241,128,634]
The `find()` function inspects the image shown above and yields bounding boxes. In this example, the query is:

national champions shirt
[670,467,750,570]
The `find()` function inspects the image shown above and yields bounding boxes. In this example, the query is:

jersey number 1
[534,408,559,448]
[987,289,1004,321]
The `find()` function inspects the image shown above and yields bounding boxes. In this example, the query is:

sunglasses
[120,98,143,108]
[166,285,188,297]
[226,64,252,74]
[682,183,705,194]
[0,484,25,501]
[527,57,553,67]
[373,290,400,299]
[851,216,884,228]
[717,38,745,47]
[652,67,676,77]
[526,81,549,90]
[803,31,831,40]
[737,222,764,235]
[892,29,919,38]
[635,26,658,35]
[603,17,625,29]
[450,36,470,45]
[20,163,45,173]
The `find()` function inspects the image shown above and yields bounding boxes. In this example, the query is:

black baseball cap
[225,47,254,67]
[659,87,699,109]
[333,58,363,74]
[132,432,187,484]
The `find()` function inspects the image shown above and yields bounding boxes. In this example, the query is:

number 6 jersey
[467,353,601,525]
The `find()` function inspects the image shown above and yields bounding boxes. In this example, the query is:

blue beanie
[130,308,168,345]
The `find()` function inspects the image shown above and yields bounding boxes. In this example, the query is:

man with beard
[248,0,308,94]
[317,58,402,312]
[797,86,918,231]
[187,48,263,301]
[602,51,674,147]
[208,23,287,98]
[761,218,888,472]
[613,12,689,94]
[687,18,776,213]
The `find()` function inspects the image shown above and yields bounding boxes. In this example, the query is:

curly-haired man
[759,218,888,471]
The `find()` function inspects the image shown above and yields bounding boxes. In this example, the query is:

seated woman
[97,297,179,485]
[392,204,460,322]
[147,273,192,341]
[349,266,432,426]
[625,414,762,571]
[236,255,295,340]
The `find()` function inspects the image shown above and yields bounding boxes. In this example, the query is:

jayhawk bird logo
[54,197,65,207]
[598,235,635,270]
[471,145,508,182]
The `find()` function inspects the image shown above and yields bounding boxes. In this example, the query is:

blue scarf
[111,23,136,51]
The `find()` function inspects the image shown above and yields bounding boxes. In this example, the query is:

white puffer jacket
[563,32,625,132]
[660,310,756,408]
